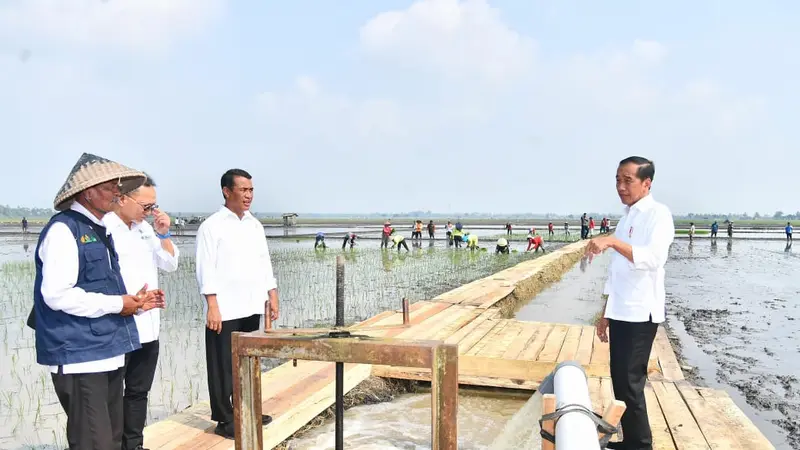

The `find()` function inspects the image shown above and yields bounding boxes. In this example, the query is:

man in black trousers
[195,169,280,439]
[585,156,674,450]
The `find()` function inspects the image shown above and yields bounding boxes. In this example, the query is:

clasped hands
[121,283,166,316]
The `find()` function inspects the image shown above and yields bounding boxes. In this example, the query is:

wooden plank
[443,308,499,349]
[644,382,677,450]
[674,382,744,450]
[475,285,516,308]
[556,325,582,363]
[518,323,553,361]
[150,414,217,449]
[588,377,604,415]
[478,320,523,358]
[455,318,503,355]
[537,324,568,362]
[466,320,510,356]
[501,321,539,360]
[370,366,539,390]
[697,388,775,450]
[591,330,610,366]
[576,325,595,365]
[600,377,621,443]
[651,381,710,449]
[654,326,685,381]
[429,308,482,341]
[395,303,464,340]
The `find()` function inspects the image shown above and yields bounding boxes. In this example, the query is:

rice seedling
[0,243,563,448]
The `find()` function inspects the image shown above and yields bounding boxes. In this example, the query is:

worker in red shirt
[548,222,554,238]
[526,230,545,252]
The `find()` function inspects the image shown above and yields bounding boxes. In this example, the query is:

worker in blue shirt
[786,222,793,242]
[314,232,326,249]
[710,221,719,238]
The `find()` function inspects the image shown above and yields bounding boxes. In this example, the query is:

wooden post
[600,400,626,442]
[402,298,410,326]
[264,300,272,332]
[431,343,458,450]
[541,394,556,450]
[232,333,263,450]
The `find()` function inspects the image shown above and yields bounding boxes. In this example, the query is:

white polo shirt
[195,207,278,322]
[104,212,180,343]
[603,194,674,323]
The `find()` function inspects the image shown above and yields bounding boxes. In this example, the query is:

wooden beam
[541,394,556,450]
[431,344,459,450]
[232,334,263,450]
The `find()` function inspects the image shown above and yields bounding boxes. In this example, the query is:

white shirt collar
[624,193,655,214]
[218,205,257,222]
[69,201,105,227]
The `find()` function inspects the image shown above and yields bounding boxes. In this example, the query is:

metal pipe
[402,298,410,325]
[335,256,345,450]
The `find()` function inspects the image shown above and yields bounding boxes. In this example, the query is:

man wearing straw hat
[32,153,165,449]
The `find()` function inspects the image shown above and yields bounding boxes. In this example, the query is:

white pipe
[539,361,600,450]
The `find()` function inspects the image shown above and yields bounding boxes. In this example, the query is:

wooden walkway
[143,241,775,449]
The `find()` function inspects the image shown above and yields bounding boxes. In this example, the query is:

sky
[1,0,797,216]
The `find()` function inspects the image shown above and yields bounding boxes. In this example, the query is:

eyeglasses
[125,194,158,213]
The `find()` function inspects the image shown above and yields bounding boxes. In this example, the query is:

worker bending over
[527,231,545,253]
[496,238,510,254]
[466,233,479,250]
[314,232,326,249]
[390,230,409,252]
[342,232,357,249]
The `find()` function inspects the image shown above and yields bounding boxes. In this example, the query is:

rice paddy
[0,241,563,449]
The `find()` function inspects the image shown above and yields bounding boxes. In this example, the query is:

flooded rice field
[0,235,562,449]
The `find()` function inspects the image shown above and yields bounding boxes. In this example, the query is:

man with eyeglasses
[104,174,179,450]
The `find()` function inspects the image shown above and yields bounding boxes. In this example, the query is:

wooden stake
[600,400,626,442]
[232,333,263,450]
[431,343,459,450]
[541,394,556,450]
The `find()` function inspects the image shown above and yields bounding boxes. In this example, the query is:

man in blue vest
[33,153,165,449]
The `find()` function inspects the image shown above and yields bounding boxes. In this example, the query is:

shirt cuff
[107,295,124,315]
[630,245,656,270]
[266,278,278,293]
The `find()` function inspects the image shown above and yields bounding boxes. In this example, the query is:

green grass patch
[675,229,711,235]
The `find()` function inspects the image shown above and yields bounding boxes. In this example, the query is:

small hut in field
[282,213,298,227]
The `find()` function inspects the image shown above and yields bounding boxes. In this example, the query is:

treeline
[683,211,800,220]
[0,205,55,219]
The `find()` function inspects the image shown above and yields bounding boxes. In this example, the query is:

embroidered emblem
[79,234,98,244]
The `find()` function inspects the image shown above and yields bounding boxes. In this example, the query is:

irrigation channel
[0,231,792,448]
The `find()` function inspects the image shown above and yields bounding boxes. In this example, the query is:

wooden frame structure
[231,331,459,450]
[540,393,626,450]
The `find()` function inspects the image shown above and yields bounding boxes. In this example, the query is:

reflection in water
[727,238,733,255]
[579,255,588,272]
[23,243,29,253]
[710,238,717,254]
[688,241,694,256]
[785,242,792,254]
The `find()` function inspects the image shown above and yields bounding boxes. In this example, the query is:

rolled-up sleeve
[195,222,218,295]
[631,208,674,271]
[39,223,123,317]
[155,245,179,272]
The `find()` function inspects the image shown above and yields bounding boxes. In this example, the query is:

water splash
[489,391,542,450]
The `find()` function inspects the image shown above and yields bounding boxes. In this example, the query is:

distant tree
[774,211,784,219]
[754,212,761,219]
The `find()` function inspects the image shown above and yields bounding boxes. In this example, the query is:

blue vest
[33,210,141,366]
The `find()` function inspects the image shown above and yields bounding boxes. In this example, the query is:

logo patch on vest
[79,234,98,244]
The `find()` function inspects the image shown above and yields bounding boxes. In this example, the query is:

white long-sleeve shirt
[195,206,278,322]
[104,212,180,344]
[603,194,674,323]
[38,201,126,374]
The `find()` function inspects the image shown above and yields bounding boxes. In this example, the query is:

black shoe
[605,442,626,449]
[214,422,235,440]
[262,414,273,425]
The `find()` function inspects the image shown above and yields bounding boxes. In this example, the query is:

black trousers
[206,314,261,424]
[52,366,125,450]
[123,340,160,450]
[609,318,659,450]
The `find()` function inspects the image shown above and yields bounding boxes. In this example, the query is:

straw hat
[53,153,146,211]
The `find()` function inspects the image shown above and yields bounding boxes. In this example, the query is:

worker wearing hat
[31,153,165,449]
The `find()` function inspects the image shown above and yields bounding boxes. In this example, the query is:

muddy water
[285,392,527,450]
[667,239,798,449]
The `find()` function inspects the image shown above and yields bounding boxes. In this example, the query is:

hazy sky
[1,0,796,215]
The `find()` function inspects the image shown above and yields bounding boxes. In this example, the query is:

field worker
[452,225,464,248]
[21,216,28,234]
[342,232,357,249]
[548,222,554,238]
[527,231,545,253]
[314,231,326,249]
[727,222,733,238]
[105,174,179,450]
[506,222,512,236]
[689,222,695,242]
[525,228,537,251]
[30,153,164,449]
[413,220,423,240]
[587,156,674,450]
[786,222,793,242]
[196,169,280,440]
[589,217,596,236]
[390,229,409,251]
[466,232,479,250]
[711,221,719,238]
[381,221,392,249]
[445,221,454,245]
[563,221,570,236]
[427,220,436,239]
[495,238,510,254]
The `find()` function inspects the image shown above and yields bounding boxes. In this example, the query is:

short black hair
[130,173,155,193]
[221,168,252,190]
[619,156,655,182]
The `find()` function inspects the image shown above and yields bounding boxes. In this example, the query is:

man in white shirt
[195,168,280,440]
[585,156,674,450]
[31,153,164,449]
[105,174,180,450]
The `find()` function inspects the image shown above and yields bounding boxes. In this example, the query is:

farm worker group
[28,154,281,446]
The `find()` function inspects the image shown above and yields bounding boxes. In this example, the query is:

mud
[666,239,799,449]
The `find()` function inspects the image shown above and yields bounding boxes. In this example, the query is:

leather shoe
[605,442,626,449]
[214,422,235,440]
[262,414,273,425]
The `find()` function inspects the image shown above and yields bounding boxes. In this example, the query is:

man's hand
[207,304,223,334]
[584,236,614,261]
[153,208,171,235]
[121,284,165,316]
[268,296,279,321]
[595,316,609,343]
